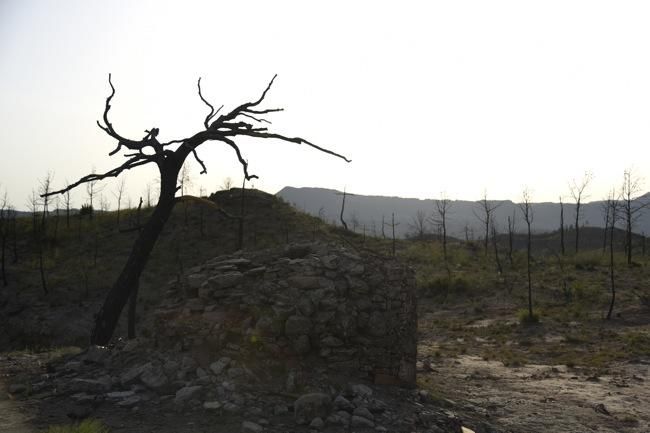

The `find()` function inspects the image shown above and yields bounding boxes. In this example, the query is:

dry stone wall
[155,242,417,386]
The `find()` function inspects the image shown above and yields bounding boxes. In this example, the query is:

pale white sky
[2,0,650,209]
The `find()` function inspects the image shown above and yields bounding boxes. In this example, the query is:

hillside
[277,186,650,240]
[0,188,353,349]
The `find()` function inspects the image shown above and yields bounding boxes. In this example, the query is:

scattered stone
[106,390,135,399]
[334,395,354,411]
[294,393,332,424]
[351,383,373,398]
[116,395,142,408]
[203,401,223,410]
[120,363,151,385]
[273,404,289,415]
[83,345,110,365]
[594,403,611,416]
[241,421,264,433]
[284,315,313,335]
[174,385,203,406]
[293,335,311,354]
[309,417,325,429]
[70,377,112,393]
[353,406,374,421]
[210,357,231,375]
[140,364,168,390]
[351,415,375,428]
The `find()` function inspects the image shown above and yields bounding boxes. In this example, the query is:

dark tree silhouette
[431,194,452,267]
[559,196,565,256]
[569,172,592,254]
[474,190,501,256]
[113,177,126,229]
[606,188,621,320]
[0,189,8,287]
[409,209,428,240]
[506,212,515,265]
[44,74,350,345]
[621,168,647,265]
[338,188,349,231]
[519,188,534,319]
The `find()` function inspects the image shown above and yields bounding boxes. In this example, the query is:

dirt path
[421,355,650,433]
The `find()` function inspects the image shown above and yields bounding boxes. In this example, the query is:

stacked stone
[155,242,417,386]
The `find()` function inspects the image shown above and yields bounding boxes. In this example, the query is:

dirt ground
[417,300,650,433]
[421,355,649,433]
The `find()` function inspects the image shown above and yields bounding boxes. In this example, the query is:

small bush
[48,419,110,433]
[79,204,94,217]
[517,309,540,325]
[417,275,473,298]
[573,252,603,270]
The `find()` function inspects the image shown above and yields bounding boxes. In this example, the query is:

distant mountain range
[277,187,650,239]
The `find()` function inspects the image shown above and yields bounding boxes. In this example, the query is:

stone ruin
[155,242,417,387]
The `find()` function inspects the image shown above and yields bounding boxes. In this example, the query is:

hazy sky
[2,0,650,209]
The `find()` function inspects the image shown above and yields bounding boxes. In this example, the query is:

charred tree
[44,74,350,345]
[506,213,515,265]
[621,168,647,265]
[409,210,428,240]
[0,191,7,287]
[519,189,534,319]
[339,188,349,231]
[569,172,592,254]
[474,190,501,256]
[113,177,126,229]
[431,194,452,268]
[559,197,565,256]
[606,189,621,320]
[491,222,502,275]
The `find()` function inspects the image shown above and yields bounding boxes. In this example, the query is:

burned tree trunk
[91,172,178,344]
[560,197,566,255]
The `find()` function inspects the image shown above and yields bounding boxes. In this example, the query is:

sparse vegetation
[48,419,110,433]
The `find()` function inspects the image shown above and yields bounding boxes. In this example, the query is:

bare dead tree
[491,221,502,275]
[53,196,60,243]
[474,190,501,256]
[221,176,233,190]
[199,185,206,235]
[86,168,104,218]
[621,168,647,265]
[383,213,400,257]
[99,194,110,212]
[409,209,428,240]
[27,190,39,234]
[238,177,246,250]
[351,211,360,233]
[606,188,621,320]
[559,196,565,256]
[381,214,386,239]
[569,172,592,254]
[601,193,612,254]
[506,212,516,265]
[338,188,349,231]
[43,73,350,345]
[113,177,126,228]
[519,188,534,319]
[179,163,193,196]
[431,194,452,266]
[0,189,7,287]
[63,181,72,228]
[40,172,53,229]
[37,178,51,295]
[10,206,17,264]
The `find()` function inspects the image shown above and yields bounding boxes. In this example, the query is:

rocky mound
[156,242,417,386]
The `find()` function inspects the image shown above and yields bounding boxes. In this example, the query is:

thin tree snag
[43,74,350,345]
